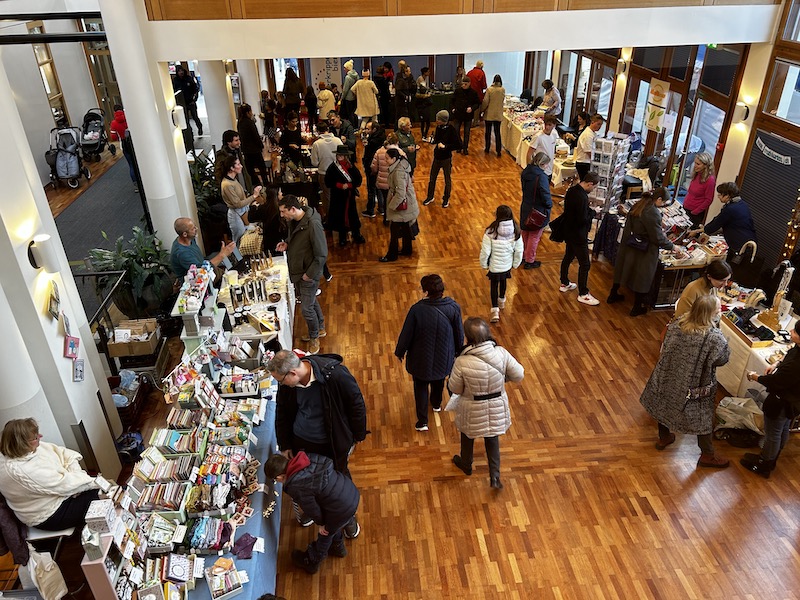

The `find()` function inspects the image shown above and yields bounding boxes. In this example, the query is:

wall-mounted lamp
[616,58,628,76]
[28,234,60,274]
[171,105,187,130]
[733,101,751,123]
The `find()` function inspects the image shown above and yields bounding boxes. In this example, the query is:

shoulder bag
[625,233,649,251]
[524,179,547,229]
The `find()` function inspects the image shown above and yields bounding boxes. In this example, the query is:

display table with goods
[81,355,284,600]
[716,265,797,397]
[501,99,543,167]
[217,255,295,352]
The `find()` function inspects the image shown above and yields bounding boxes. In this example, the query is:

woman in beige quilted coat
[448,317,524,489]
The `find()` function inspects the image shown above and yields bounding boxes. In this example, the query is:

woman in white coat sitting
[449,318,525,489]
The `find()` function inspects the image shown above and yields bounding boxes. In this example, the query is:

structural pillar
[237,58,264,121]
[98,0,190,245]
[0,51,121,479]
[197,60,235,151]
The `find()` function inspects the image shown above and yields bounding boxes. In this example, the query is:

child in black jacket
[265,451,360,573]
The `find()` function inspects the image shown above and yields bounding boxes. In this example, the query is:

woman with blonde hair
[682,152,716,228]
[639,294,730,468]
[0,418,101,529]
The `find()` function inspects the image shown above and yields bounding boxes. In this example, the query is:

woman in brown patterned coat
[639,294,730,468]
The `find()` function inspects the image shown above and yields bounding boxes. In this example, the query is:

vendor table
[552,159,578,187]
[188,399,281,600]
[501,114,528,167]
[716,311,797,398]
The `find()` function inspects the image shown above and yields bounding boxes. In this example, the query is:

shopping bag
[27,544,68,600]
[715,396,764,434]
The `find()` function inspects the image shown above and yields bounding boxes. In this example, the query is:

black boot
[739,455,776,479]
[607,284,624,304]
[291,549,322,574]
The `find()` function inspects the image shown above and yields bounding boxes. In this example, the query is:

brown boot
[697,453,729,468]
[655,433,676,451]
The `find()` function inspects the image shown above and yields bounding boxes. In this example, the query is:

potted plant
[89,226,174,318]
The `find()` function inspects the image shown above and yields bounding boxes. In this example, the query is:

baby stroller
[45,126,91,189]
[81,108,116,162]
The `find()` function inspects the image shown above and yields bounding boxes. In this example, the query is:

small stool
[27,526,75,559]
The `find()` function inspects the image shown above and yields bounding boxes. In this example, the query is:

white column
[608,48,632,133]
[713,42,774,221]
[197,60,235,151]
[98,0,188,245]
[237,59,264,119]
[0,51,121,478]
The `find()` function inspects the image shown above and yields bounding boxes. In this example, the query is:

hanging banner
[309,58,342,89]
[756,137,792,165]
[645,78,670,133]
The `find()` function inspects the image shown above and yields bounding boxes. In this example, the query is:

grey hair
[530,151,551,168]
[464,317,491,345]
[266,349,301,375]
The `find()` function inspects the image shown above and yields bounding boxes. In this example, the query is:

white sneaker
[498,297,506,309]
[316,288,322,296]
[490,307,500,323]
[559,282,577,293]
[577,293,600,306]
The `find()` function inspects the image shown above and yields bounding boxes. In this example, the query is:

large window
[699,45,741,97]
[80,18,121,129]
[783,0,800,41]
[27,22,69,127]
[763,60,800,127]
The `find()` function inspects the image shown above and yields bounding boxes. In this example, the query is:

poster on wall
[645,78,670,133]
[309,58,342,90]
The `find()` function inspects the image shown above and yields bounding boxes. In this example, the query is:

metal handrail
[72,269,126,375]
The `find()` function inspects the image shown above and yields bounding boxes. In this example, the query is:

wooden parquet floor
[275,126,800,600]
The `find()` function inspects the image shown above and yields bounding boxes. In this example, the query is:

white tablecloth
[552,160,577,187]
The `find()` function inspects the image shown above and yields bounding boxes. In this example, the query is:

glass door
[80,18,121,129]
[558,51,579,123]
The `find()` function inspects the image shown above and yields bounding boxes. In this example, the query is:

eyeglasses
[276,371,292,384]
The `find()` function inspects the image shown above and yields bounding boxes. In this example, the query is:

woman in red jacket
[109,105,138,192]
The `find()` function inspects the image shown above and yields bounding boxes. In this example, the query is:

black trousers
[560,241,591,295]
[413,378,445,424]
[426,157,452,202]
[386,221,412,259]
[490,278,507,307]
[186,102,202,131]
[485,120,501,153]
[452,118,472,152]
[460,432,501,478]
[36,489,100,530]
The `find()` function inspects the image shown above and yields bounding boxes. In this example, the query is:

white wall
[142,6,780,61]
[0,3,101,187]
[0,25,57,186]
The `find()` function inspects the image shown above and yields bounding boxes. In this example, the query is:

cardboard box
[85,499,115,534]
[108,319,161,357]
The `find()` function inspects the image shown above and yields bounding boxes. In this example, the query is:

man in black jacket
[327,111,356,154]
[450,77,480,155]
[276,195,328,354]
[172,66,202,135]
[423,110,462,209]
[267,349,368,537]
[557,172,600,306]
[266,451,360,573]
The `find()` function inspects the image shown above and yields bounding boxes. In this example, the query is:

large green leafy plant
[189,152,221,219]
[89,226,173,317]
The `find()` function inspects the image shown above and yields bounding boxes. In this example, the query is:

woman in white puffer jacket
[479,205,523,323]
[449,318,524,489]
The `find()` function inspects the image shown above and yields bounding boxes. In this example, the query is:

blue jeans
[761,412,791,461]
[227,208,246,242]
[295,278,324,339]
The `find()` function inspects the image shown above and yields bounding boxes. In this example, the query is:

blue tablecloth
[190,398,281,599]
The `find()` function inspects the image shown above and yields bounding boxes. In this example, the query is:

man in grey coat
[276,194,328,354]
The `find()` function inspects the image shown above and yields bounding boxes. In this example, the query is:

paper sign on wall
[646,78,670,133]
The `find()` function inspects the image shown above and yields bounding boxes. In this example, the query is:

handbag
[523,176,547,230]
[525,208,547,229]
[27,544,68,600]
[625,233,649,251]
[238,225,263,256]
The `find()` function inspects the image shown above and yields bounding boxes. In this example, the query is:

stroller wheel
[109,144,117,156]
[95,154,102,162]
[68,178,80,189]
[83,167,92,179]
